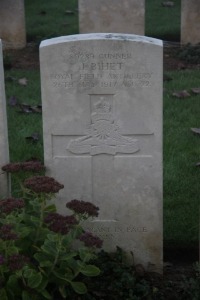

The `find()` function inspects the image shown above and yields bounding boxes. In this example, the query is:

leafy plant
[180,263,200,300]
[77,247,152,300]
[0,161,102,299]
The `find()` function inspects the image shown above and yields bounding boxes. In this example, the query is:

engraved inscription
[51,71,152,89]
[80,62,124,70]
[68,94,140,155]
[50,49,153,90]
[85,225,148,240]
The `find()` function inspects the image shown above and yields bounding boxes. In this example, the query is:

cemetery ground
[1,0,200,298]
[2,42,200,299]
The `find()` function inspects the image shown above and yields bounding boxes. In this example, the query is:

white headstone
[0,40,10,198]
[79,0,145,35]
[181,0,200,45]
[40,34,163,272]
[0,0,26,49]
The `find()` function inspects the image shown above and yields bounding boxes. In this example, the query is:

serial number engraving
[50,71,153,89]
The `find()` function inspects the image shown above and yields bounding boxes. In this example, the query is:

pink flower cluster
[0,198,24,214]
[2,161,45,173]
[44,212,78,234]
[79,231,103,248]
[0,224,18,241]
[8,254,30,271]
[66,199,99,217]
[24,176,64,193]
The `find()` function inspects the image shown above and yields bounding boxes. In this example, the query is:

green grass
[146,0,181,41]
[25,0,78,43]
[164,70,200,245]
[5,70,43,162]
[25,0,181,43]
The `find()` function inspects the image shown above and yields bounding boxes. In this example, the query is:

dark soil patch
[164,42,200,71]
[3,42,40,70]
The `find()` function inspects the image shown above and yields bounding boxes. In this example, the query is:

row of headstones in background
[0,0,26,49]
[79,0,200,45]
[0,40,9,198]
[0,0,199,49]
[40,33,163,272]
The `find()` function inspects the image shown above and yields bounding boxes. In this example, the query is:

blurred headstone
[79,0,145,35]
[0,39,10,198]
[0,0,26,49]
[181,0,200,45]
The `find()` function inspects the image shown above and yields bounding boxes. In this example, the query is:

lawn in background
[5,70,43,162]
[25,0,181,43]
[25,0,78,43]
[4,0,199,247]
[146,0,181,41]
[164,70,200,246]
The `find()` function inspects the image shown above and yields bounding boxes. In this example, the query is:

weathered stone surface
[0,0,26,49]
[181,0,200,45]
[0,40,10,198]
[79,0,145,35]
[40,33,163,272]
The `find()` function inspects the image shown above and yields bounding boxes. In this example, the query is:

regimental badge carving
[68,94,140,155]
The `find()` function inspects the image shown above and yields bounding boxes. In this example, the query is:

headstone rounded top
[40,33,163,48]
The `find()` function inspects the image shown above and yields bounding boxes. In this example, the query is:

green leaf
[17,225,32,238]
[28,272,43,289]
[70,281,87,294]
[79,248,94,262]
[40,261,53,267]
[40,289,52,299]
[29,200,40,210]
[80,265,101,277]
[38,277,48,291]
[77,260,85,269]
[44,204,56,212]
[6,247,19,256]
[62,235,73,247]
[23,268,33,279]
[59,252,77,261]
[41,240,57,256]
[0,288,8,300]
[34,252,47,263]
[22,291,30,300]
[30,216,40,226]
[34,253,53,267]
[7,275,21,296]
[47,233,58,242]
[67,226,83,242]
[59,285,67,298]
[53,269,74,281]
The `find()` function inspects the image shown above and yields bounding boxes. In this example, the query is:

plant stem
[48,235,63,276]
[33,194,46,246]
